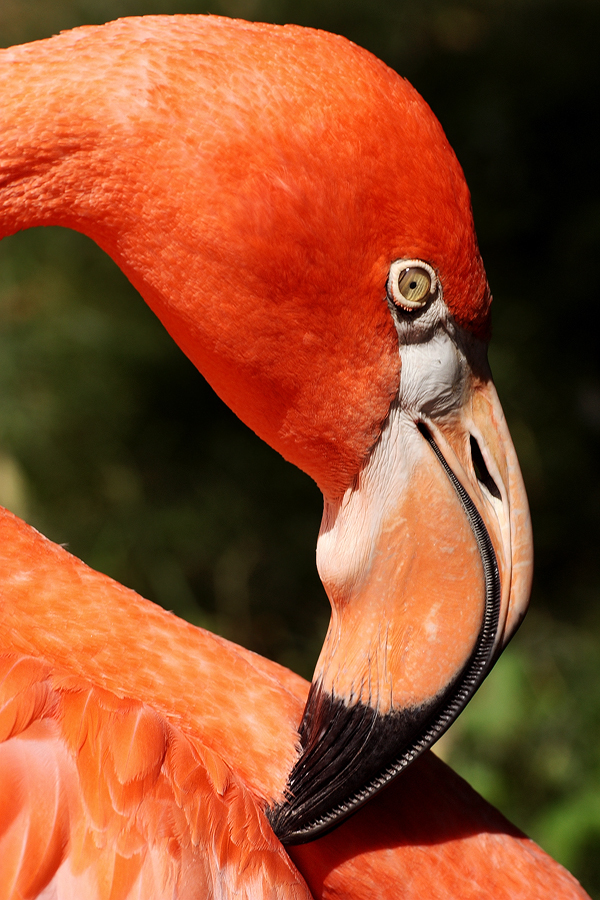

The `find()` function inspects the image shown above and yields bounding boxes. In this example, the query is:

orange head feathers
[0,15,488,499]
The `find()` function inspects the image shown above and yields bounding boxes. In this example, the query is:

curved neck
[0,33,181,350]
[1,38,129,239]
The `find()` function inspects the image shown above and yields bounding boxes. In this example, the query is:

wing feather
[0,654,312,900]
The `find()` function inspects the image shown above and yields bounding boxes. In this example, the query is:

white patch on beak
[398,329,468,421]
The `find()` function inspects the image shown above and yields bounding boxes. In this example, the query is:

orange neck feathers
[0,15,488,497]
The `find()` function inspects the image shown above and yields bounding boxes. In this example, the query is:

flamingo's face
[270,258,532,843]
[0,15,534,850]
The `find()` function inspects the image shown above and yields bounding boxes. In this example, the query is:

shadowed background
[1,0,599,895]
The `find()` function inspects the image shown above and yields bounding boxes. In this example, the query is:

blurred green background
[1,0,599,894]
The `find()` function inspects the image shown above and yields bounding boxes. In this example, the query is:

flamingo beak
[269,344,533,844]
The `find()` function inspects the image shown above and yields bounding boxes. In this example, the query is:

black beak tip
[267,685,437,845]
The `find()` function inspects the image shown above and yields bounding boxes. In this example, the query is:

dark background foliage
[1,0,599,894]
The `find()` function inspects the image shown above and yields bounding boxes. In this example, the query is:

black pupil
[409,280,417,290]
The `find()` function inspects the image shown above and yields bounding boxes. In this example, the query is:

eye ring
[387,259,438,311]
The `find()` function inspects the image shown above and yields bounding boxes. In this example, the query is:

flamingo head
[0,15,533,844]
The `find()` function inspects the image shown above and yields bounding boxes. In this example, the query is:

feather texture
[0,654,311,899]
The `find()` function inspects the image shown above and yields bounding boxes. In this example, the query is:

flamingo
[0,14,589,899]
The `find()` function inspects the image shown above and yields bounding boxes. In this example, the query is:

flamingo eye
[387,259,437,311]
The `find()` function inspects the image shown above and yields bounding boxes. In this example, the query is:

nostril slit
[418,422,502,503]
[470,436,502,501]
